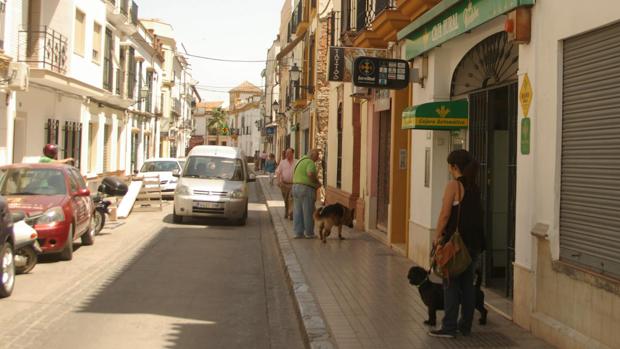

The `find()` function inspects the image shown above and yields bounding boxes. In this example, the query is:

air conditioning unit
[8,62,29,91]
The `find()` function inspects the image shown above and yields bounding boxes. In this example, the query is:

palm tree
[207,107,227,145]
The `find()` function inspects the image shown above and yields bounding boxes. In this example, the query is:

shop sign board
[328,47,387,82]
[353,57,410,90]
[520,73,533,117]
[402,100,468,130]
[521,117,531,155]
[400,0,535,60]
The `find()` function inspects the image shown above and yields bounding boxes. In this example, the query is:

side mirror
[75,188,91,197]
[172,169,180,178]
[248,173,256,182]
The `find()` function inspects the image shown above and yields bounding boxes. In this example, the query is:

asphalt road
[0,182,305,349]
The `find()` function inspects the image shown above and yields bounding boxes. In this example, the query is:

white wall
[69,0,105,87]
[517,0,620,269]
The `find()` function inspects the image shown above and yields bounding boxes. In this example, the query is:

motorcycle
[92,176,128,235]
[11,212,41,274]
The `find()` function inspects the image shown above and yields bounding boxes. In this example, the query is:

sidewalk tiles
[258,177,553,349]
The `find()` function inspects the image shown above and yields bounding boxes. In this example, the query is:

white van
[172,146,255,225]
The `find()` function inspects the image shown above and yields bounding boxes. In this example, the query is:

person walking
[292,149,321,239]
[264,153,277,185]
[428,149,485,338]
[276,148,295,220]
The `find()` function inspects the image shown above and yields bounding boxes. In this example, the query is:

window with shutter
[560,21,620,278]
[103,124,112,172]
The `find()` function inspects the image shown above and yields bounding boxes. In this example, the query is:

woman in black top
[428,149,485,338]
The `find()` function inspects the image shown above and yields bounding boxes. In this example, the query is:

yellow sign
[520,73,533,117]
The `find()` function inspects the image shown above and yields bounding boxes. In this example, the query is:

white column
[97,112,106,174]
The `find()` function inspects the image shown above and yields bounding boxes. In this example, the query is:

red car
[0,164,95,261]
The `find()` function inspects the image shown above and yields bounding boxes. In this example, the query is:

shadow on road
[73,220,271,349]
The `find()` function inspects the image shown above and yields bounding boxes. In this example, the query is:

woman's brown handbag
[432,186,472,279]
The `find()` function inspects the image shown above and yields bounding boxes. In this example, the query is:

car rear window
[0,168,67,196]
[140,161,180,172]
[183,156,245,181]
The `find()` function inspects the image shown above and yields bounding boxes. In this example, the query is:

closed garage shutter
[560,21,620,278]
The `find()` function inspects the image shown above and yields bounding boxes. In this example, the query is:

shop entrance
[451,32,518,299]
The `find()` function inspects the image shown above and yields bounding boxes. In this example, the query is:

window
[74,9,86,56]
[45,119,60,145]
[63,121,82,169]
[103,28,113,91]
[92,22,102,63]
[0,168,67,196]
[103,124,112,172]
[88,123,98,173]
[127,47,136,99]
[184,157,245,181]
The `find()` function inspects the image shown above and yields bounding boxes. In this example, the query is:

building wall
[406,17,506,267]
[70,0,105,88]
[512,2,620,348]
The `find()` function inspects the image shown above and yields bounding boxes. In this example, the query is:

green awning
[402,100,469,130]
[398,0,535,60]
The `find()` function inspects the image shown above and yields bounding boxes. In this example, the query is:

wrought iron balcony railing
[18,26,68,74]
[115,68,124,96]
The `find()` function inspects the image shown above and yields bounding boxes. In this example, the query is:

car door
[67,170,89,235]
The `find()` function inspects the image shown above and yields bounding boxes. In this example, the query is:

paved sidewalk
[259,177,553,349]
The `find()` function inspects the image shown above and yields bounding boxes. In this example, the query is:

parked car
[0,164,96,261]
[137,158,184,198]
[0,195,15,298]
[173,146,255,225]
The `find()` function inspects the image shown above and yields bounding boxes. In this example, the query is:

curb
[258,178,336,349]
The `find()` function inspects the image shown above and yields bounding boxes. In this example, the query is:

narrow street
[0,183,304,349]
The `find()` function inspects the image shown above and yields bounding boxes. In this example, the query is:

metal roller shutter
[560,21,620,278]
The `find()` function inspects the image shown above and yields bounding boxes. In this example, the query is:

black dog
[407,266,488,326]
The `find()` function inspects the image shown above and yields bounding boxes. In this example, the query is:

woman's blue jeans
[292,184,316,237]
[441,254,479,333]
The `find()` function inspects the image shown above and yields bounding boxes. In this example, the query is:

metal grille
[18,26,68,74]
[560,21,620,278]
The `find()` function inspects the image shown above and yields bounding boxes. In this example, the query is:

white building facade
[398,1,620,348]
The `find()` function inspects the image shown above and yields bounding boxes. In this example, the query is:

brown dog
[313,203,355,243]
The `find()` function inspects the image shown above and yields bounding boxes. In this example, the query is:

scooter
[92,193,112,235]
[11,212,41,275]
[93,176,128,235]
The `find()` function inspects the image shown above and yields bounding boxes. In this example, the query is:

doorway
[376,110,391,231]
[469,84,517,298]
[450,31,519,299]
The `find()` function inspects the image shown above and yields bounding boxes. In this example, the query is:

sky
[140,0,285,106]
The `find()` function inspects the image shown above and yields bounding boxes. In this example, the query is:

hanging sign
[520,73,533,117]
[353,57,410,90]
[328,47,387,82]
[402,100,469,130]
[521,117,531,155]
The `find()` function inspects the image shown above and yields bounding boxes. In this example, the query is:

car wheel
[0,242,15,298]
[15,246,37,275]
[81,216,95,246]
[173,207,183,224]
[59,224,74,261]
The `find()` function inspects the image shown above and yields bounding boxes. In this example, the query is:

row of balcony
[105,0,139,35]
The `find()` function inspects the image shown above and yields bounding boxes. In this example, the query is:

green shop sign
[402,100,468,130]
[399,0,535,60]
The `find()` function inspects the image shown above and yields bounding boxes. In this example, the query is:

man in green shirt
[40,144,75,164]
[292,149,321,238]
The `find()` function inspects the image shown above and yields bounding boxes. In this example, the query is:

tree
[207,107,228,145]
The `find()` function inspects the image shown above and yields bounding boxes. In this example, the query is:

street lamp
[288,63,314,94]
[272,100,280,113]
